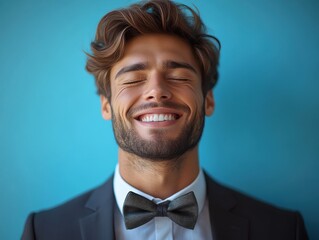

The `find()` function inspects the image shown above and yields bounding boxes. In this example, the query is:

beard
[111,102,205,161]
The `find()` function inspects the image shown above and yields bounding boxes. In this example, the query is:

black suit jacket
[22,173,308,240]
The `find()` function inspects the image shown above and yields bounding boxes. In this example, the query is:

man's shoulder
[206,173,295,213]
[204,172,308,239]
[36,188,94,221]
[205,172,299,216]
[40,176,112,214]
[23,176,114,239]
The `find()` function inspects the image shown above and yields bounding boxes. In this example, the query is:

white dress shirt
[113,165,213,240]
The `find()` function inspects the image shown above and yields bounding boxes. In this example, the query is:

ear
[204,90,215,116]
[100,95,112,120]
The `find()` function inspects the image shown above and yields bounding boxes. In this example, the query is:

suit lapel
[205,173,249,240]
[79,176,115,240]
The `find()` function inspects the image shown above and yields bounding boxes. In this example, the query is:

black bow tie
[123,191,198,230]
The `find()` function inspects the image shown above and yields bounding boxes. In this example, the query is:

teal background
[1,0,318,239]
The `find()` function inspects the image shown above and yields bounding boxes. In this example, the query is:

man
[22,0,308,239]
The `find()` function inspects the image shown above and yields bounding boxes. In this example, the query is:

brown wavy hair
[86,0,220,99]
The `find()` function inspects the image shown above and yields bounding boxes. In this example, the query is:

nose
[144,73,172,102]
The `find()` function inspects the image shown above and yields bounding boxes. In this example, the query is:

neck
[118,147,200,199]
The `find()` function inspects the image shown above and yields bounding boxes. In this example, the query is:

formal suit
[22,172,308,240]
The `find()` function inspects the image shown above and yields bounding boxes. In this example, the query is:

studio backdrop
[0,0,318,239]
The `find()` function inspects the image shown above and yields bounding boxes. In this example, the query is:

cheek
[179,87,204,111]
[112,88,140,119]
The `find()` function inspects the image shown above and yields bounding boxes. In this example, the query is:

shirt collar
[113,164,206,215]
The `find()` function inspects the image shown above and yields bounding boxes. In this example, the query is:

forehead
[110,34,199,77]
[124,34,192,56]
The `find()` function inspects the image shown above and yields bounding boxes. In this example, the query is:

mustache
[127,101,189,117]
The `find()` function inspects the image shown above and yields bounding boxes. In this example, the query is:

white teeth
[141,114,177,122]
[158,114,164,121]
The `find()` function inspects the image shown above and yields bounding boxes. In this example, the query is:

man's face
[101,34,214,160]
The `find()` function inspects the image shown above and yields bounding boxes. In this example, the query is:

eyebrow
[115,63,147,79]
[164,60,197,74]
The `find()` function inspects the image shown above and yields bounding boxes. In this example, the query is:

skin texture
[101,34,214,199]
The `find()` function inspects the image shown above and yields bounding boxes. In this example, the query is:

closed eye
[168,78,190,82]
[123,79,146,85]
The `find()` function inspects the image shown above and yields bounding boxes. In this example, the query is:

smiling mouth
[138,113,180,122]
